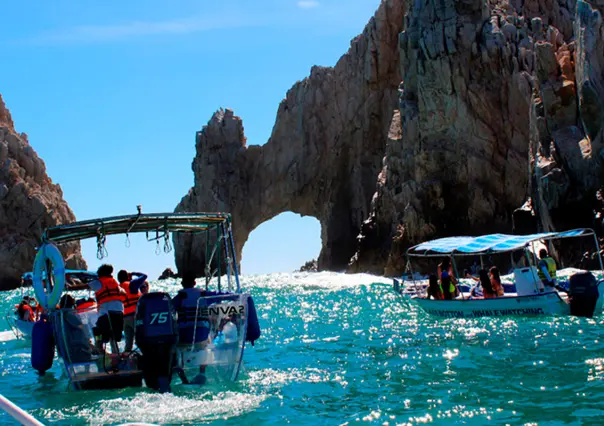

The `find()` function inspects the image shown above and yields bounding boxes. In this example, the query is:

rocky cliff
[0,95,86,289]
[175,0,406,275]
[177,0,604,276]
[351,0,604,274]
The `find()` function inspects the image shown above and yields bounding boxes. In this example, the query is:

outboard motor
[568,272,600,318]
[135,292,178,392]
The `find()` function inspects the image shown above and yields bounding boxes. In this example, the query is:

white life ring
[33,243,66,310]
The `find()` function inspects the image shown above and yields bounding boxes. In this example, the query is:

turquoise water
[1,272,603,425]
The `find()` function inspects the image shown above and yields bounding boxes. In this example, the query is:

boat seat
[513,267,544,296]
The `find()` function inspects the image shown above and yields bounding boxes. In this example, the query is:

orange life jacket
[95,277,124,305]
[76,300,97,312]
[120,281,140,316]
[20,304,34,322]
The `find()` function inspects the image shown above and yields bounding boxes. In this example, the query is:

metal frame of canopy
[40,211,241,293]
[402,228,604,298]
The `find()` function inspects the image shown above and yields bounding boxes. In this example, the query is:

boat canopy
[42,212,232,244]
[21,270,97,280]
[407,228,595,257]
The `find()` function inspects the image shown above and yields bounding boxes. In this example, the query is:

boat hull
[412,291,570,318]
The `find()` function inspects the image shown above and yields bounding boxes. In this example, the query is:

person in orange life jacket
[88,264,127,351]
[16,297,35,322]
[117,269,148,352]
[172,272,209,384]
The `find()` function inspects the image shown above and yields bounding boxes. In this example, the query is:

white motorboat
[393,229,604,318]
[28,211,261,392]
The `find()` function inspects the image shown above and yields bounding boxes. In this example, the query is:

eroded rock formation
[175,0,406,275]
[351,0,604,275]
[0,95,86,289]
[177,0,604,276]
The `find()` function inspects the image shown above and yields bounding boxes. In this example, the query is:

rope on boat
[0,393,45,426]
[96,233,108,260]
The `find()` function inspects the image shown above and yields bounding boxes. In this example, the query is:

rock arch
[174,0,406,275]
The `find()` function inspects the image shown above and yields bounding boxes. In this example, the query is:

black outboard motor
[568,272,600,318]
[135,292,178,393]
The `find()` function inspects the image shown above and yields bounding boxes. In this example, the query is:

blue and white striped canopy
[408,229,591,256]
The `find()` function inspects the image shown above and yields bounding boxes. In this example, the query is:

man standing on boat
[172,272,210,384]
[88,264,127,353]
[117,270,148,352]
[538,248,557,288]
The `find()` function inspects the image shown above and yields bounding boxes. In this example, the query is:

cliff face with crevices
[175,0,406,275]
[0,95,86,289]
[351,0,604,274]
[177,0,604,276]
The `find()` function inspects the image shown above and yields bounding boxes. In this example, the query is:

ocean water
[1,271,603,426]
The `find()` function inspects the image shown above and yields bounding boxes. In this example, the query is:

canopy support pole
[216,224,222,293]
[227,222,241,293]
[592,232,604,271]
[530,242,541,292]
[205,228,210,291]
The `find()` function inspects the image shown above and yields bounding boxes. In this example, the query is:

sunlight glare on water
[1,272,603,425]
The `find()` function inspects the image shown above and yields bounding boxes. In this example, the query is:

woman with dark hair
[489,266,504,297]
[438,256,459,300]
[466,269,497,298]
[426,274,444,300]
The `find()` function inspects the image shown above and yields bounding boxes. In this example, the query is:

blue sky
[1,0,381,278]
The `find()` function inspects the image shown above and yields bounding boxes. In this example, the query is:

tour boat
[28,210,261,392]
[393,229,604,318]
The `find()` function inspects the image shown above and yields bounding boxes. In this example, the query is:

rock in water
[176,0,604,276]
[296,259,318,273]
[175,0,406,276]
[158,268,178,280]
[0,95,85,290]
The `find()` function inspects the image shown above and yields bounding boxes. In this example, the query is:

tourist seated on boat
[57,295,99,363]
[466,269,497,298]
[75,297,97,312]
[117,270,148,352]
[172,273,210,345]
[438,257,459,300]
[489,266,505,296]
[426,274,444,300]
[88,264,126,352]
[16,297,35,322]
[140,281,149,295]
[538,248,557,288]
[29,297,44,320]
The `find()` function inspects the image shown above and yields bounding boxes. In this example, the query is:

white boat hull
[412,291,570,318]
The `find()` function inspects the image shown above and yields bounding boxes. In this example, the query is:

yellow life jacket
[538,257,557,281]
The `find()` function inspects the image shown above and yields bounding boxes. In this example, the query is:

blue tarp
[408,229,590,256]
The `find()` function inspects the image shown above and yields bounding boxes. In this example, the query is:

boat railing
[0,393,45,426]
[4,313,23,340]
